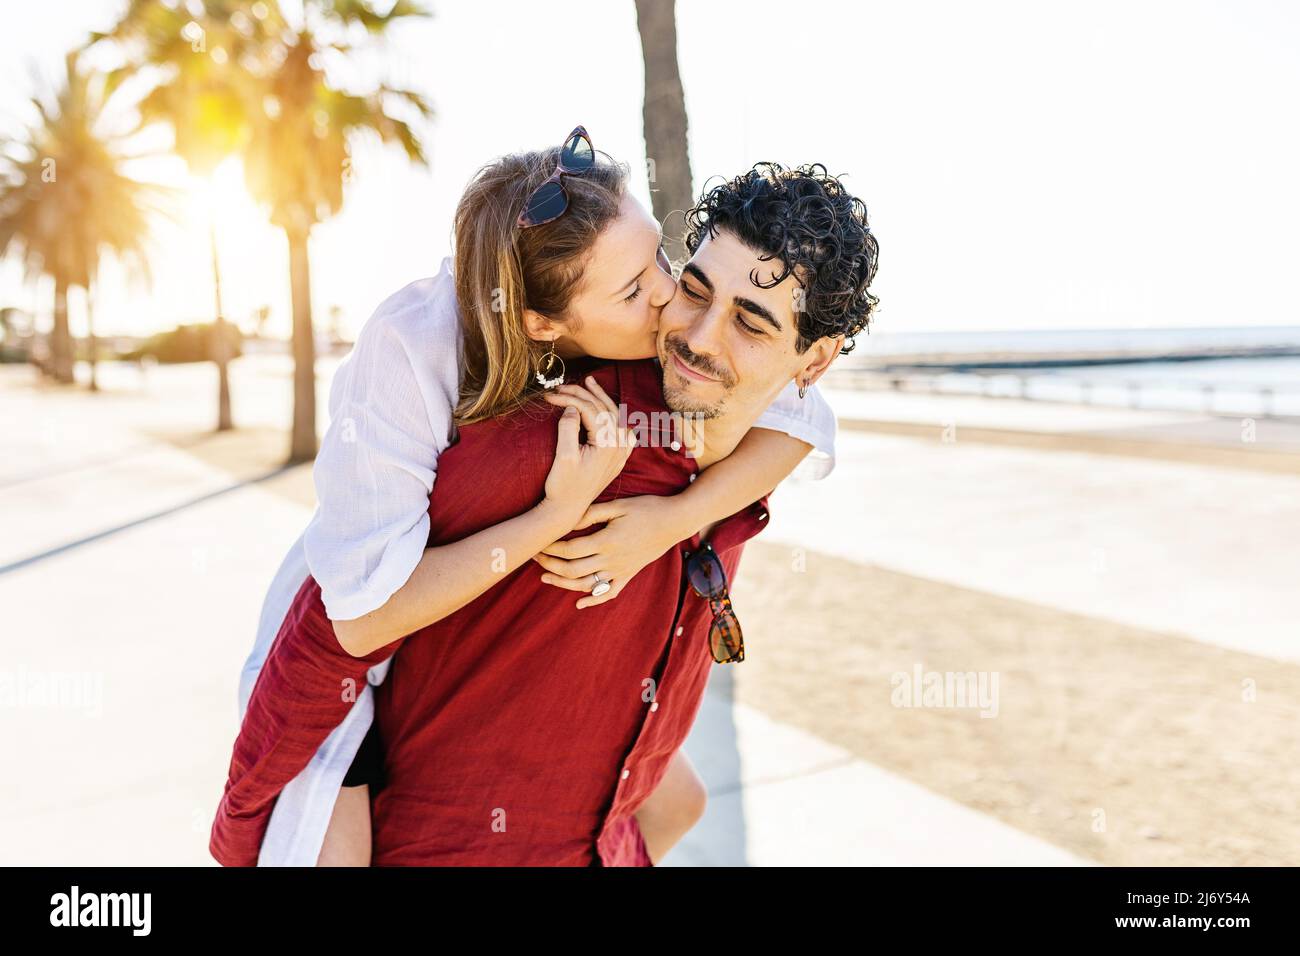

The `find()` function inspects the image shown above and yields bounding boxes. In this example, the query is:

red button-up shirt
[210,357,770,866]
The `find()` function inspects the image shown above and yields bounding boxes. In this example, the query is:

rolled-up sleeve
[751,379,837,480]
[303,311,451,622]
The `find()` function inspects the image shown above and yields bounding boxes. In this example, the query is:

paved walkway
[757,422,1300,664]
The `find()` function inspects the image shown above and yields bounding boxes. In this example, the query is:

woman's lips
[670,351,719,383]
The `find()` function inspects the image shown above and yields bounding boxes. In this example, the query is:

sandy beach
[733,541,1300,865]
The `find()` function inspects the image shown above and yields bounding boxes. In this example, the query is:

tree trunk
[210,214,233,430]
[86,280,98,392]
[286,225,317,463]
[634,0,694,268]
[52,278,74,383]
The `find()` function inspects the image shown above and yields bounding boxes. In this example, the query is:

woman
[233,127,837,866]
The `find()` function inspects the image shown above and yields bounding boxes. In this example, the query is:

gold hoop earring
[535,340,566,389]
[797,378,808,400]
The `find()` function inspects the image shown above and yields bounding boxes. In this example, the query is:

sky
[1,0,1298,341]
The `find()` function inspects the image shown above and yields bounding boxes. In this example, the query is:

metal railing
[824,368,1300,420]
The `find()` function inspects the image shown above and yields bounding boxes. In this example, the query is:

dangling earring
[535,339,566,389]
[797,378,808,400]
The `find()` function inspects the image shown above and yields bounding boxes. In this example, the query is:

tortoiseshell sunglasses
[685,543,745,664]
[516,125,596,228]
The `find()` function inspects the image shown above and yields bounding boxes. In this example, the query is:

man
[210,162,879,866]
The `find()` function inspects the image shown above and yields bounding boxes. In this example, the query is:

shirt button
[675,625,683,636]
[650,701,659,712]
[670,440,681,451]
[620,768,630,780]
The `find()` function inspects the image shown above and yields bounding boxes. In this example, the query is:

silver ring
[590,573,611,597]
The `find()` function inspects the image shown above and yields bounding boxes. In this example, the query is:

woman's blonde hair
[452,144,629,426]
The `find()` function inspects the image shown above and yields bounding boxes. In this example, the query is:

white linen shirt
[237,256,838,865]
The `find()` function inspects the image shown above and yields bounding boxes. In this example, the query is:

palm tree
[242,1,433,463]
[0,50,166,386]
[91,0,277,428]
[98,0,432,463]
[634,0,694,267]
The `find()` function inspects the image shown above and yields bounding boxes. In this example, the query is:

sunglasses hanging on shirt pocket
[684,543,744,664]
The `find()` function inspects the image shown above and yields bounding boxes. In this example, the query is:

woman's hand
[532,494,683,608]
[540,376,635,528]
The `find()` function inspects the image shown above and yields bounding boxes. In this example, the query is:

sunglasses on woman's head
[517,126,596,229]
[684,543,745,664]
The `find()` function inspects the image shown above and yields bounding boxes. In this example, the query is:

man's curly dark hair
[683,162,879,354]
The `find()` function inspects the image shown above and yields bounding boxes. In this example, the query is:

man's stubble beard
[660,375,726,420]
[658,333,732,420]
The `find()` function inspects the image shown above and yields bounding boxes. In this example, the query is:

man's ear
[522,308,559,343]
[795,334,845,389]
